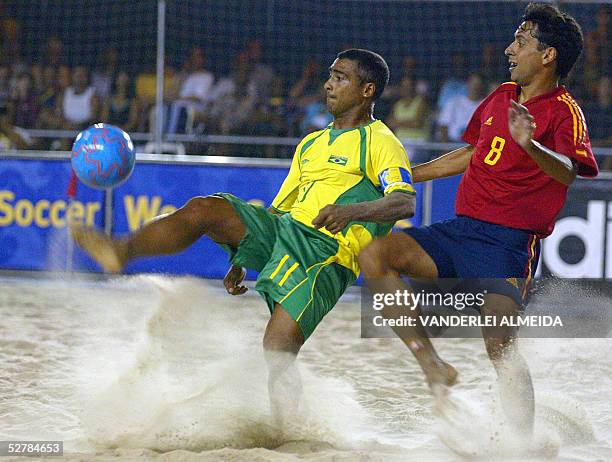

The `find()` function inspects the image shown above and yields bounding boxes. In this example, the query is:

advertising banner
[540,177,612,279]
[0,159,105,272]
[3,155,607,280]
[0,157,424,279]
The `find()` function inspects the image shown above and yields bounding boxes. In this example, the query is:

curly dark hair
[336,49,389,100]
[522,3,584,79]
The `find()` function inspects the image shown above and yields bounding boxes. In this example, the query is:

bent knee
[263,332,302,355]
[181,195,231,230]
[360,233,437,279]
[359,239,391,277]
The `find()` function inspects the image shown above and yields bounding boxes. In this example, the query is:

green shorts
[214,193,356,340]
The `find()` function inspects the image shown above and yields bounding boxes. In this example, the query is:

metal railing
[16,129,612,159]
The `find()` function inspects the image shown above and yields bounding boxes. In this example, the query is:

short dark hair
[336,48,389,100]
[522,3,583,79]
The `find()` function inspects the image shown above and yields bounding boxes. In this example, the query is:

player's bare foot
[426,360,458,391]
[70,225,127,273]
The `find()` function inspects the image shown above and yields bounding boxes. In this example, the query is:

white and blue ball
[71,123,135,189]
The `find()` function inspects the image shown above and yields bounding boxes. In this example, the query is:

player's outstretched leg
[480,294,534,436]
[263,303,305,428]
[71,195,246,273]
[359,234,457,391]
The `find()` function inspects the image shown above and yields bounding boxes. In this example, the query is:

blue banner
[0,157,431,279]
[0,159,105,272]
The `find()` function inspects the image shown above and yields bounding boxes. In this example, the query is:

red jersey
[458,83,599,236]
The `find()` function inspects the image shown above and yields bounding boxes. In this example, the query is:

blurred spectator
[386,77,429,142]
[245,40,275,101]
[579,34,602,100]
[0,64,11,108]
[589,6,610,77]
[286,57,325,135]
[43,36,64,67]
[383,56,418,100]
[585,76,611,145]
[92,47,119,98]
[436,53,469,111]
[204,53,254,134]
[59,65,99,129]
[0,7,19,65]
[0,106,31,150]
[438,73,484,142]
[479,43,504,85]
[37,66,57,107]
[30,63,43,95]
[289,57,324,106]
[300,88,332,135]
[135,62,178,132]
[245,76,289,156]
[166,47,214,134]
[100,71,140,132]
[36,65,69,130]
[9,72,39,128]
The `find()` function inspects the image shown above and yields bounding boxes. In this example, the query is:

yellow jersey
[271,119,415,275]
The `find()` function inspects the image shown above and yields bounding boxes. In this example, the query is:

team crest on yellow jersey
[328,155,348,166]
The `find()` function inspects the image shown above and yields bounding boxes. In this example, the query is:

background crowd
[0,4,609,169]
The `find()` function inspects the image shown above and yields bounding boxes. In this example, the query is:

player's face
[324,58,366,116]
[504,21,549,85]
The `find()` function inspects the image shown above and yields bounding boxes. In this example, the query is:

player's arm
[313,134,416,234]
[313,191,414,235]
[508,100,576,186]
[413,84,501,183]
[412,145,474,182]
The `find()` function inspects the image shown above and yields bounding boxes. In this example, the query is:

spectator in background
[245,40,275,101]
[0,65,11,108]
[438,73,484,142]
[590,6,610,76]
[166,47,214,134]
[92,47,119,99]
[379,56,418,120]
[287,57,325,135]
[245,76,289,157]
[135,61,178,132]
[37,65,70,131]
[204,52,253,134]
[0,7,19,66]
[386,77,429,143]
[436,53,468,111]
[383,56,418,100]
[59,66,99,130]
[586,76,611,145]
[0,105,31,150]
[289,57,324,106]
[30,64,43,95]
[299,88,332,135]
[583,76,611,171]
[9,72,39,128]
[43,36,64,67]
[37,66,56,108]
[479,43,504,86]
[578,34,602,100]
[100,71,140,133]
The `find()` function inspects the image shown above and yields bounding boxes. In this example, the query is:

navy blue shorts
[402,216,540,306]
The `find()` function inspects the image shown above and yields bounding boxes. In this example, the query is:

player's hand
[508,100,536,149]
[312,204,353,234]
[223,265,248,295]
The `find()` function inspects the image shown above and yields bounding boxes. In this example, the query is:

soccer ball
[71,123,136,189]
